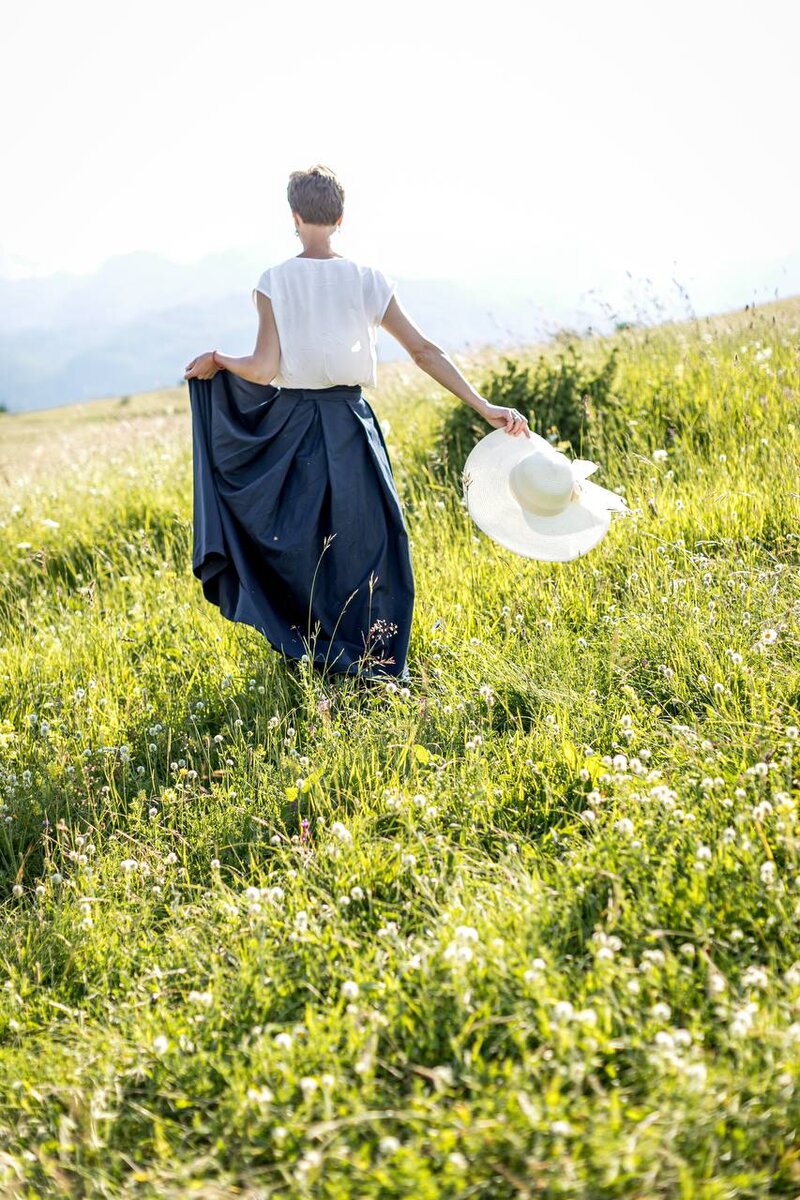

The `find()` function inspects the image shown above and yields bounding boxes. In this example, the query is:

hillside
[1,294,800,1196]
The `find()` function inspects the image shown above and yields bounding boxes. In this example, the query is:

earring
[294,228,300,238]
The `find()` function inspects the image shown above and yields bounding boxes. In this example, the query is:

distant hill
[1,245,798,413]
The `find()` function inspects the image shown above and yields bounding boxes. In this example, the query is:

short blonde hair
[287,164,345,226]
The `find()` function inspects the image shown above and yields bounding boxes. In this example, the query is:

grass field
[1,296,800,1198]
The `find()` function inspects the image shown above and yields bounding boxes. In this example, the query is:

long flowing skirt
[188,372,415,680]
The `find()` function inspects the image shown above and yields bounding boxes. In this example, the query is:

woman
[184,164,530,684]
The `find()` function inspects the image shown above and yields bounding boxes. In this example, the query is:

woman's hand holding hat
[478,401,532,438]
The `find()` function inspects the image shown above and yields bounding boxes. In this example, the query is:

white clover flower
[378,1135,401,1156]
[652,449,668,462]
[330,821,353,845]
[443,942,473,965]
[684,1061,707,1089]
[341,980,360,1000]
[152,1035,169,1055]
[729,1000,758,1038]
[742,965,769,990]
[273,1032,293,1051]
[783,963,800,987]
[708,971,727,995]
[453,925,479,943]
[760,860,777,885]
[614,817,634,837]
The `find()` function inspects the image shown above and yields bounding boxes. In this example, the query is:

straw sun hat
[462,428,629,562]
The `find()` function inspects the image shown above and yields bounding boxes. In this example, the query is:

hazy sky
[3,0,798,292]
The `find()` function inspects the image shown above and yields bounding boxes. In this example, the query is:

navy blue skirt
[188,372,415,680]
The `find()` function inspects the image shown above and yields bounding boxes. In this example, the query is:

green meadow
[1,296,800,1198]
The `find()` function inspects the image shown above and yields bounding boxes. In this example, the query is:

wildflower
[652,449,668,462]
[729,1001,758,1038]
[330,821,352,845]
[553,1000,574,1022]
[684,1062,707,1089]
[341,980,360,1000]
[187,990,213,1007]
[443,925,480,966]
[761,629,778,646]
[550,1120,573,1136]
[453,925,479,942]
[742,965,769,990]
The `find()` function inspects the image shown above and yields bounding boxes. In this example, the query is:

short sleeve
[363,266,396,325]
[251,267,272,308]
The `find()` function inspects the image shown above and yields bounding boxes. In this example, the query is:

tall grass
[1,298,800,1197]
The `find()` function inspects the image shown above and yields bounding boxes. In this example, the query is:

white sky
[2,0,798,291]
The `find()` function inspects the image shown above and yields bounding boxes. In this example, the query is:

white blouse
[251,255,396,390]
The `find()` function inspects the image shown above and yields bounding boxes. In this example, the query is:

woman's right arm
[214,292,281,384]
[380,295,531,437]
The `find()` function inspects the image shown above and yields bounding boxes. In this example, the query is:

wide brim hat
[462,428,628,562]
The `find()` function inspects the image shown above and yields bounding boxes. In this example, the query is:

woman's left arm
[184,293,281,384]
